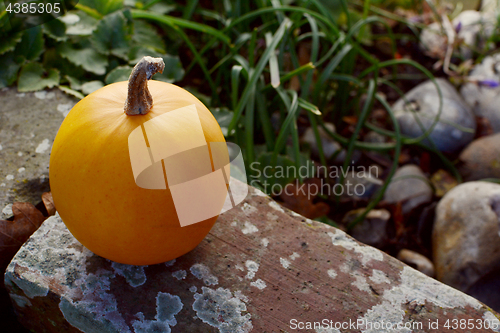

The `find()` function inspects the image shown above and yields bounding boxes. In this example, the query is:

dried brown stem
[124,56,165,116]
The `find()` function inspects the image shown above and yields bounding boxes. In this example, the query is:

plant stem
[124,56,165,116]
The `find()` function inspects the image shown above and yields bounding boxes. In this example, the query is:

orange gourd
[49,57,227,265]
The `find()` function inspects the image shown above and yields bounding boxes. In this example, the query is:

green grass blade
[228,18,292,133]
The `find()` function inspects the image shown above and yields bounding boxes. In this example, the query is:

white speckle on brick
[327,231,383,265]
[327,269,337,279]
[268,201,285,213]
[290,252,300,260]
[241,221,258,234]
[190,263,218,286]
[35,139,51,153]
[6,175,14,180]
[242,203,258,215]
[280,258,291,269]
[266,212,278,221]
[358,266,486,333]
[261,238,269,248]
[18,167,25,173]
[250,279,267,290]
[57,103,73,117]
[369,270,390,285]
[172,270,187,280]
[189,286,197,293]
[245,260,259,280]
[231,221,237,227]
[235,264,244,271]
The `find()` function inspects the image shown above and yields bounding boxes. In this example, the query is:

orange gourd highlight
[49,57,227,265]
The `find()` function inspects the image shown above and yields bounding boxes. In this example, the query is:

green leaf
[58,44,109,75]
[91,10,132,56]
[0,31,23,56]
[65,75,83,90]
[132,20,166,53]
[18,63,60,92]
[15,26,44,61]
[58,86,85,99]
[81,80,104,95]
[79,0,124,15]
[60,12,99,36]
[43,19,67,41]
[154,55,184,83]
[0,52,21,88]
[105,66,132,84]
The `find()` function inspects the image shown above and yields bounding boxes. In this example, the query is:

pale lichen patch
[482,311,500,333]
[327,231,383,265]
[172,270,187,280]
[327,269,337,279]
[261,238,269,248]
[189,286,197,293]
[266,212,278,221]
[190,263,218,286]
[34,91,55,99]
[352,274,371,293]
[57,103,73,117]
[369,270,390,285]
[245,260,259,280]
[241,221,258,234]
[234,290,249,303]
[268,201,285,213]
[6,175,14,180]
[290,252,300,260]
[192,286,253,333]
[250,279,267,290]
[2,203,13,218]
[358,266,487,333]
[131,292,183,333]
[165,259,176,267]
[111,262,147,287]
[280,258,291,269]
[35,139,51,154]
[242,203,258,215]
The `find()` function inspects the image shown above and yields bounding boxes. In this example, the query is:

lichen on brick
[172,270,187,280]
[192,286,252,333]
[111,262,147,287]
[190,263,218,286]
[131,292,183,332]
